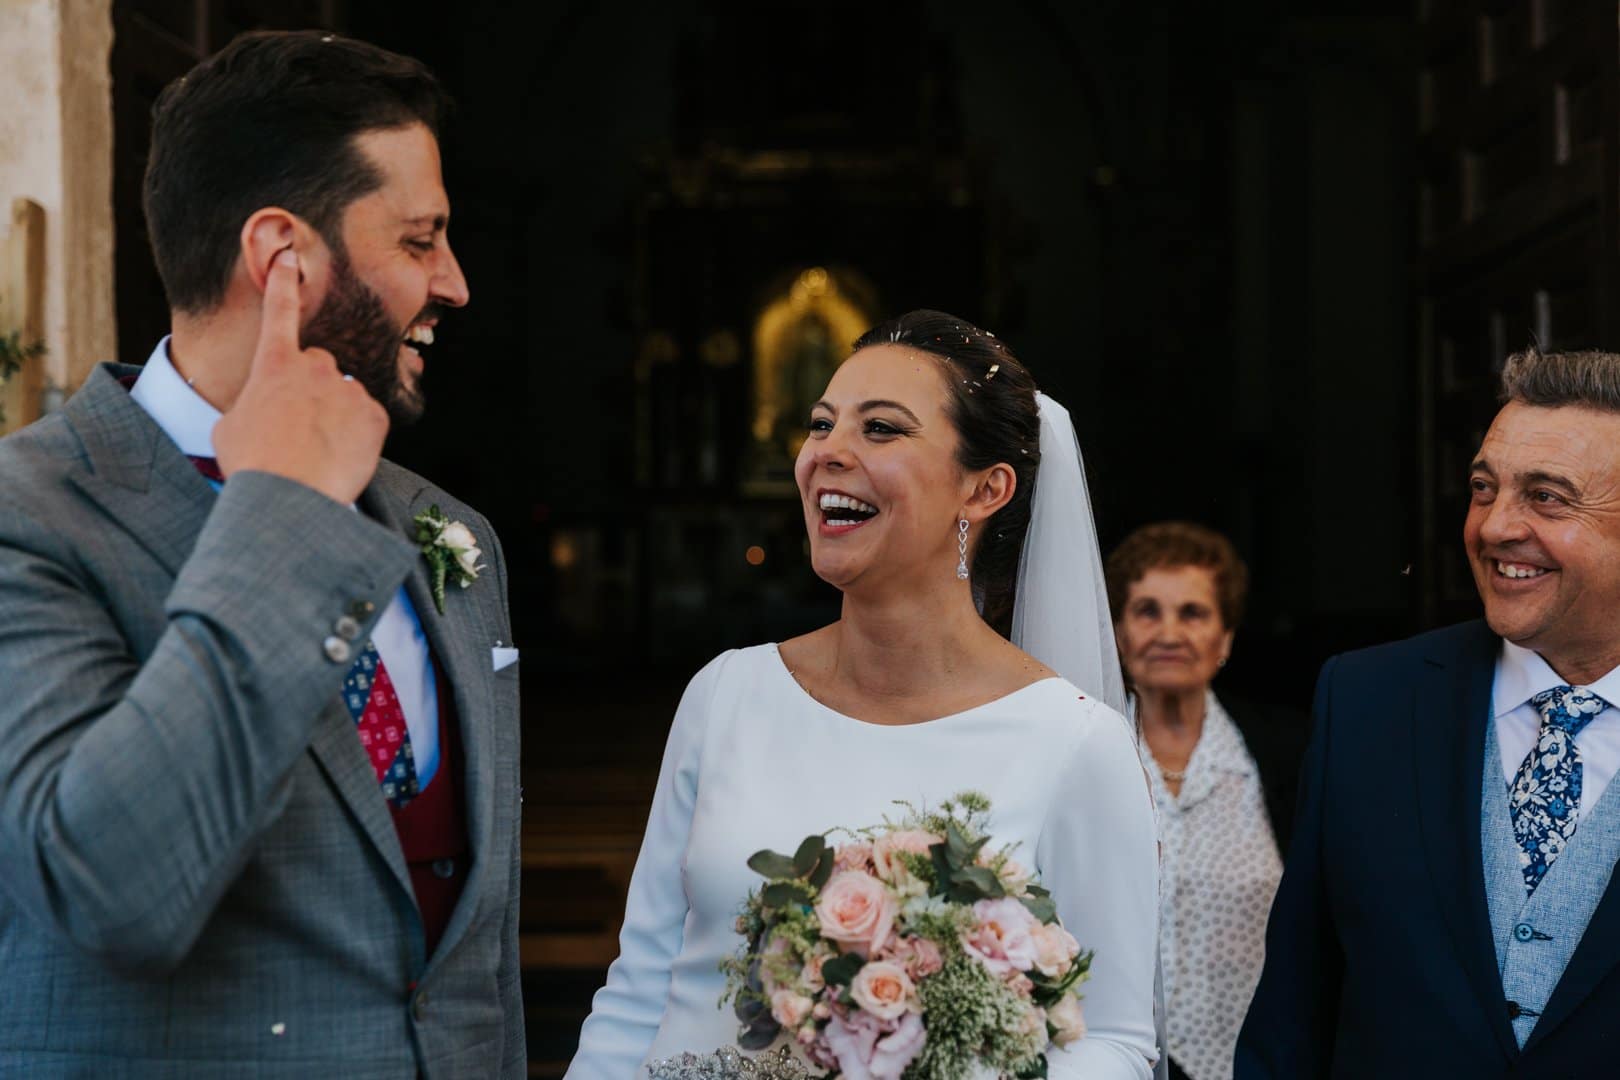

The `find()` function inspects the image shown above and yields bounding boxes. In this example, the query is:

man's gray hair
[1501,345,1620,412]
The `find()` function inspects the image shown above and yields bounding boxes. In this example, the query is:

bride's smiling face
[795,344,979,592]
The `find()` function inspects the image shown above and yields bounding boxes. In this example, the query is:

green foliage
[820,951,864,988]
[1019,884,1057,925]
[0,332,45,427]
[928,820,1006,904]
[747,833,833,903]
[907,953,1047,1080]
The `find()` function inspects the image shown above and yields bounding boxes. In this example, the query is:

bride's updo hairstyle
[852,310,1041,636]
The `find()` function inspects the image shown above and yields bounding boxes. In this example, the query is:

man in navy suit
[1237,347,1620,1077]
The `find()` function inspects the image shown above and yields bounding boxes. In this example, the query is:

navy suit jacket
[1236,620,1620,1078]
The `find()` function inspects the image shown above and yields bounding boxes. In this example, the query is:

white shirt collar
[1198,692,1257,779]
[1494,639,1620,717]
[127,336,222,458]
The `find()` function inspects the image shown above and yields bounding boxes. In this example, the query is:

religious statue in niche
[746,267,874,493]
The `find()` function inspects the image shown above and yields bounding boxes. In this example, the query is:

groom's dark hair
[143,30,451,314]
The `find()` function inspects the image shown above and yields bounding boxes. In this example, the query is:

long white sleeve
[1039,705,1161,1080]
[564,654,727,1079]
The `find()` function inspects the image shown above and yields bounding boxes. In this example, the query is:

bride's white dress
[564,644,1160,1079]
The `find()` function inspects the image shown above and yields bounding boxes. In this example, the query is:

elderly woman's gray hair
[1501,346,1620,411]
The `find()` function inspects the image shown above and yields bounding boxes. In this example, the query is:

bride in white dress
[565,311,1160,1079]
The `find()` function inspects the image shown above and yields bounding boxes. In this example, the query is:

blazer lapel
[60,365,216,577]
[306,699,416,901]
[360,475,499,968]
[1413,621,1519,1061]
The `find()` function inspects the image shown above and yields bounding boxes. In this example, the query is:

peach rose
[871,829,940,882]
[960,896,1040,977]
[1030,921,1081,978]
[1048,993,1087,1046]
[771,988,815,1029]
[815,871,897,955]
[834,841,876,874]
[880,934,943,980]
[849,961,918,1021]
[996,857,1033,894]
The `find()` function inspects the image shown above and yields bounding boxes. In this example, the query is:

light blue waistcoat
[1481,713,1620,1047]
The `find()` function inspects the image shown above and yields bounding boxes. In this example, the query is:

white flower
[440,520,477,553]
[412,505,484,613]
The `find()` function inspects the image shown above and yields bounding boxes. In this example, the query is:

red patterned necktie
[188,454,420,807]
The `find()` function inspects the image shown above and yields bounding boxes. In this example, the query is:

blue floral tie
[1510,685,1608,893]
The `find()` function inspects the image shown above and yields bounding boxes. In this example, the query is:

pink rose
[871,829,940,881]
[822,1009,927,1080]
[1048,993,1087,1046]
[834,841,876,873]
[1007,972,1035,997]
[880,934,943,980]
[770,988,815,1029]
[802,950,830,993]
[848,961,917,1021]
[815,872,897,955]
[1030,921,1081,978]
[961,896,1041,977]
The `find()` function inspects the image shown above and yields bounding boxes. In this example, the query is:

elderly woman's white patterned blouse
[1138,692,1282,1080]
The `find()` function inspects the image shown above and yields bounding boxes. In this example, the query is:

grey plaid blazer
[0,364,524,1078]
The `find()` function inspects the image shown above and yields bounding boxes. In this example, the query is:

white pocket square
[492,646,520,672]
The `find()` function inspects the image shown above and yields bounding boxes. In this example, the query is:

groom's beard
[302,249,424,425]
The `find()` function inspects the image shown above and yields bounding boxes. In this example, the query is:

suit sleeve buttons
[323,635,352,664]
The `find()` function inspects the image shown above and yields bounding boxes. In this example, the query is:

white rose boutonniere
[413,505,483,615]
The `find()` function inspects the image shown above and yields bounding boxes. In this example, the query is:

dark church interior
[104,0,1620,1071]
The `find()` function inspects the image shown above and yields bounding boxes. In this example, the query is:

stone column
[0,0,115,429]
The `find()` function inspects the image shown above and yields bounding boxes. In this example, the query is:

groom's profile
[0,30,523,1077]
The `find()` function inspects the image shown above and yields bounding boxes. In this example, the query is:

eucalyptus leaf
[761,881,812,908]
[953,864,1005,899]
[820,952,864,987]
[928,842,954,897]
[791,835,826,877]
[808,849,834,890]
[736,1010,782,1050]
[747,850,800,879]
[1019,894,1057,924]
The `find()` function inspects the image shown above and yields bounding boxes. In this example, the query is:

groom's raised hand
[213,248,389,505]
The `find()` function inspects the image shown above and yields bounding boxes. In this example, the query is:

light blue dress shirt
[129,337,440,785]
[1492,641,1620,820]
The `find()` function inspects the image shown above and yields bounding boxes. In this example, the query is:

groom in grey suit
[0,31,522,1078]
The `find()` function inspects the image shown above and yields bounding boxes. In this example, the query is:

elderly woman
[1104,523,1306,1080]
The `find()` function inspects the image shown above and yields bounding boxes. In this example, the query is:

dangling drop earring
[956,519,970,580]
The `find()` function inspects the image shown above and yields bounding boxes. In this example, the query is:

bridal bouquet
[714,792,1091,1080]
